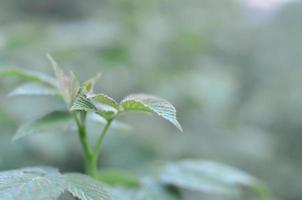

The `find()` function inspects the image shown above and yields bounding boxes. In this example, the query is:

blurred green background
[0,0,301,199]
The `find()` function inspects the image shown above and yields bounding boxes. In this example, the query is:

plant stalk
[73,112,94,176]
[93,120,112,156]
[73,112,113,177]
[89,120,112,176]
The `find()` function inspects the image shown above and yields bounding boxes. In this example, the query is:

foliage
[13,111,73,141]
[0,167,109,200]
[0,56,267,199]
[64,173,110,200]
[160,160,265,195]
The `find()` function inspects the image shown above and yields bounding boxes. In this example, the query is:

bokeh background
[0,0,301,199]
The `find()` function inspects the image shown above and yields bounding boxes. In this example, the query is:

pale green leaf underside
[89,93,119,109]
[94,103,118,120]
[0,68,57,87]
[9,83,60,96]
[71,95,97,112]
[71,95,117,120]
[14,111,73,141]
[120,94,182,131]
[64,173,111,200]
[160,160,260,195]
[0,168,111,200]
[0,167,66,200]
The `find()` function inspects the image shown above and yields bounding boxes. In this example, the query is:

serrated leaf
[160,160,263,195]
[71,94,97,112]
[82,73,101,95]
[89,93,119,120]
[0,167,67,200]
[120,94,182,131]
[71,95,118,120]
[109,177,180,200]
[14,111,73,141]
[89,93,119,109]
[0,68,57,87]
[64,173,111,200]
[9,83,60,96]
[47,54,80,106]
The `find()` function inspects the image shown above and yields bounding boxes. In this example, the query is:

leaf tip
[171,118,183,132]
[46,53,59,70]
[176,122,183,132]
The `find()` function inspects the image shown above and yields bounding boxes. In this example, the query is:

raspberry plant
[0,56,268,200]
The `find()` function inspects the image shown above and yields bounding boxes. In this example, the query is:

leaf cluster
[0,56,268,199]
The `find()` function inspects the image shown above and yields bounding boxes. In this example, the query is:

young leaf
[82,73,101,95]
[160,160,264,195]
[13,111,73,141]
[89,93,119,109]
[64,173,111,200]
[0,68,57,87]
[47,54,80,106]
[9,83,60,96]
[0,167,67,200]
[94,103,118,120]
[72,94,118,120]
[120,94,182,131]
[71,94,97,112]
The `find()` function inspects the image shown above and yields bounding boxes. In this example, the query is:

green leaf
[70,94,97,112]
[47,54,80,106]
[13,111,73,141]
[82,73,101,95]
[89,93,119,109]
[109,177,180,200]
[0,68,57,87]
[0,167,67,200]
[120,94,182,131]
[71,94,118,120]
[9,83,60,96]
[96,169,141,188]
[89,93,119,120]
[160,160,264,195]
[94,103,118,120]
[64,173,111,200]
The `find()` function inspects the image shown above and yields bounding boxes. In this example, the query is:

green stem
[73,112,113,178]
[92,120,112,162]
[72,112,95,176]
[93,120,112,155]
